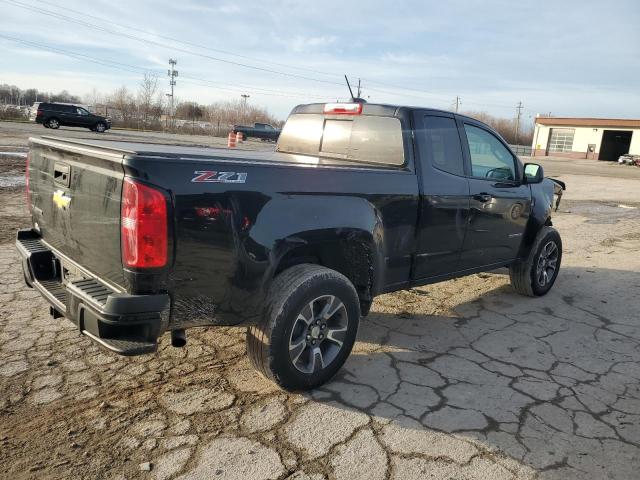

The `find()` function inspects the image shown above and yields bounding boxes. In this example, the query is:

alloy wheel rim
[536,240,558,286]
[288,295,348,374]
[50,120,59,128]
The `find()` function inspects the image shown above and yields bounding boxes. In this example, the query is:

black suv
[34,103,111,133]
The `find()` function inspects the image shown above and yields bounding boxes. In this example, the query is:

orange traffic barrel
[227,132,237,148]
[236,131,244,142]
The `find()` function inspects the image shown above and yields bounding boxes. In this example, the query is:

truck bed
[35,136,405,169]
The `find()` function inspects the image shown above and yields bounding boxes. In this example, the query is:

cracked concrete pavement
[1,123,639,479]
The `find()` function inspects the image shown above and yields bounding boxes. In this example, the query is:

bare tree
[462,110,534,145]
[84,88,104,113]
[109,86,135,122]
[137,73,159,126]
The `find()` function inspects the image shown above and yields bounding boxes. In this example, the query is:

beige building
[532,117,640,160]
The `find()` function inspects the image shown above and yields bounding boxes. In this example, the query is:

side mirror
[523,163,544,184]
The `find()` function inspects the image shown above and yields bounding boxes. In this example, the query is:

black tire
[47,118,60,129]
[95,122,106,133]
[510,226,562,296]
[247,264,360,391]
[43,123,50,128]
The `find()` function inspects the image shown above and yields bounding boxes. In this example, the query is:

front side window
[422,115,464,176]
[464,124,516,181]
[77,108,89,115]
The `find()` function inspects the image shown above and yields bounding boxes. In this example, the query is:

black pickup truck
[17,102,564,390]
[232,122,281,141]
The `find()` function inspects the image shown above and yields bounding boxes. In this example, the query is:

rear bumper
[16,229,169,356]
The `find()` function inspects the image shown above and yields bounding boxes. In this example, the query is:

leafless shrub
[462,110,534,145]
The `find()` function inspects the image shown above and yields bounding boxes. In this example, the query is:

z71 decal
[191,171,247,184]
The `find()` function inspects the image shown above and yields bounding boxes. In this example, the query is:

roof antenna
[344,75,367,103]
[344,75,355,99]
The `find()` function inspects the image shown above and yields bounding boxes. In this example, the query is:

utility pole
[515,101,524,145]
[357,78,362,98]
[454,96,460,113]
[240,94,250,122]
[167,58,178,128]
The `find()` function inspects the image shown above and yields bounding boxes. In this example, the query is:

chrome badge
[191,171,247,184]
[53,189,71,209]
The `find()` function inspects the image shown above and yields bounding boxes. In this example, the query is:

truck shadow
[309,266,640,476]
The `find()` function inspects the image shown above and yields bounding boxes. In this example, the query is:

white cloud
[286,35,338,53]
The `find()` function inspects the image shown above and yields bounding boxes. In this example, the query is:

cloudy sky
[1,0,639,121]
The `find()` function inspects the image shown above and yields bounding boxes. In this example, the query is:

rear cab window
[277,113,405,167]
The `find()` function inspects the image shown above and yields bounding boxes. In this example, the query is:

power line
[3,0,345,86]
[32,0,343,80]
[3,0,530,112]
[0,34,333,101]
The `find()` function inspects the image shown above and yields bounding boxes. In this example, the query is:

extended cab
[17,102,564,390]
[232,122,281,141]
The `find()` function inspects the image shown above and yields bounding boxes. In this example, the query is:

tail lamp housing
[121,178,168,268]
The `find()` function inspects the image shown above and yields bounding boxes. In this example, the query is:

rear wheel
[510,226,562,296]
[247,264,360,390]
[47,118,60,129]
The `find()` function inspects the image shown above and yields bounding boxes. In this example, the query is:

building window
[548,128,575,153]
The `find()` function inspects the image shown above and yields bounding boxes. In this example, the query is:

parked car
[17,102,565,390]
[33,102,111,132]
[232,122,281,141]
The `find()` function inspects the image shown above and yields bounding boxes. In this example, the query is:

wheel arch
[255,195,386,316]
[273,231,382,315]
[517,180,556,260]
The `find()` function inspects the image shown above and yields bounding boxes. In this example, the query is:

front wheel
[510,226,562,296]
[247,264,360,391]
[94,122,107,133]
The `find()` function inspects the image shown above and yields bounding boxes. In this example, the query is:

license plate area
[61,259,87,286]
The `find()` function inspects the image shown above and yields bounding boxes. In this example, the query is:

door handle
[473,193,492,203]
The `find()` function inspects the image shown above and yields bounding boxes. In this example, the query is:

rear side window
[277,114,405,166]
[49,104,72,112]
[422,116,464,176]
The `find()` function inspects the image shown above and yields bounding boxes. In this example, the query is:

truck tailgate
[28,137,126,289]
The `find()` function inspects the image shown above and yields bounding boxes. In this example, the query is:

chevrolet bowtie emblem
[53,189,71,209]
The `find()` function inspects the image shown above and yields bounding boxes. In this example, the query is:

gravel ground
[1,122,639,479]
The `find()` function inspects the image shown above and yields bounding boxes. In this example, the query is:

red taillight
[121,178,168,268]
[25,152,31,212]
[323,103,363,115]
[36,110,43,117]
